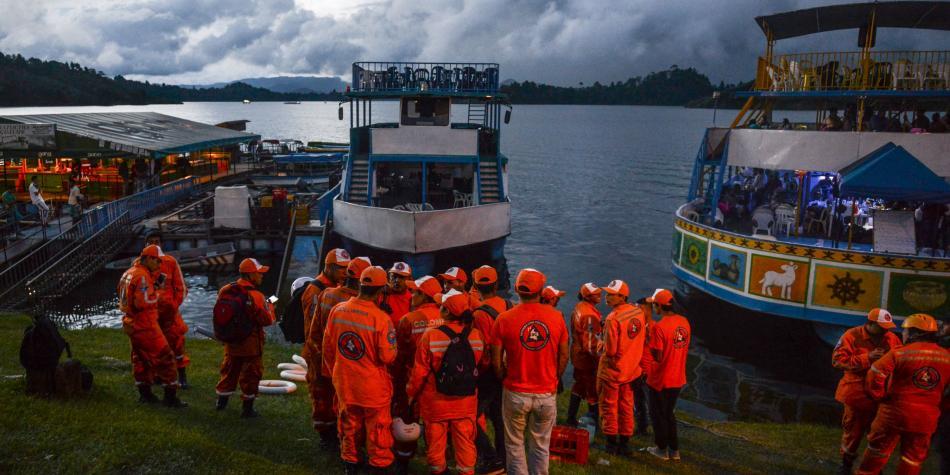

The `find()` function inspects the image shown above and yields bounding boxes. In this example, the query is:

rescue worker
[565,283,603,427]
[831,307,902,474]
[407,289,485,475]
[305,256,371,450]
[145,232,190,388]
[392,275,444,474]
[214,258,276,418]
[540,285,566,308]
[643,289,690,461]
[856,314,950,475]
[597,279,646,456]
[440,266,480,308]
[382,261,413,326]
[631,294,656,437]
[322,266,398,475]
[491,268,569,475]
[118,244,185,407]
[300,248,350,337]
[471,265,511,473]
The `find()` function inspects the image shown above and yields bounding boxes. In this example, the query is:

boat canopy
[839,142,950,201]
[273,152,345,164]
[755,1,950,40]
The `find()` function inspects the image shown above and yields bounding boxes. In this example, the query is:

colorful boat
[105,242,236,270]
[671,2,950,345]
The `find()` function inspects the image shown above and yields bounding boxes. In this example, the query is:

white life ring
[280,369,308,382]
[277,362,306,372]
[292,354,308,368]
[258,380,297,395]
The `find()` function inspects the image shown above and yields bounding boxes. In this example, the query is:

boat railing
[351,62,500,95]
[755,50,950,92]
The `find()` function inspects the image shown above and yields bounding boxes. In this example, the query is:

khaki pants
[502,389,557,475]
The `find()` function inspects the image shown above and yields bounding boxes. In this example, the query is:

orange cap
[405,279,418,290]
[440,289,470,317]
[647,288,673,305]
[902,313,939,332]
[579,282,602,299]
[867,308,896,329]
[515,268,546,294]
[389,261,412,277]
[542,285,566,301]
[360,266,388,287]
[413,276,442,299]
[603,279,629,297]
[326,248,352,266]
[472,265,498,285]
[141,244,164,258]
[239,257,270,274]
[439,267,468,284]
[346,257,372,278]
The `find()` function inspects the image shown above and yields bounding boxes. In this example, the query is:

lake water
[1,102,833,422]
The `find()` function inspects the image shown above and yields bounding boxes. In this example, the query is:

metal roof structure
[0,112,260,158]
[755,1,950,40]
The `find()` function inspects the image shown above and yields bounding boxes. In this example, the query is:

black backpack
[475,299,513,320]
[434,325,478,396]
[20,315,68,371]
[279,282,314,344]
[213,283,255,343]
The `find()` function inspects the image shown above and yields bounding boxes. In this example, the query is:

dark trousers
[648,387,682,451]
[632,375,651,433]
[475,375,505,462]
[939,410,950,475]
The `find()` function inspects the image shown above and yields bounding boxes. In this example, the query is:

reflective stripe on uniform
[334,318,376,332]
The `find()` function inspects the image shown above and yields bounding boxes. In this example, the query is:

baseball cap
[389,261,412,277]
[603,279,630,297]
[646,288,673,305]
[439,267,468,284]
[325,248,351,266]
[902,313,939,332]
[239,257,270,274]
[542,285,566,301]
[440,289,470,317]
[579,282,602,299]
[346,257,372,278]
[472,265,498,285]
[360,266,388,287]
[515,268,546,294]
[141,244,164,258]
[867,308,896,329]
[413,276,442,299]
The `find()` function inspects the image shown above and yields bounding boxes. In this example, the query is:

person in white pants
[28,176,49,227]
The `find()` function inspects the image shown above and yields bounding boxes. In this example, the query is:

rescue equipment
[258,379,297,395]
[277,362,306,372]
[392,417,422,442]
[292,354,308,368]
[280,369,307,382]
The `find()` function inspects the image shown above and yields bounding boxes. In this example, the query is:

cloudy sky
[0,0,942,86]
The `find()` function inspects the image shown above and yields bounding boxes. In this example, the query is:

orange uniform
[472,296,509,365]
[646,312,690,390]
[597,303,646,437]
[305,285,357,432]
[491,302,568,394]
[407,321,485,475]
[383,289,412,327]
[832,326,902,459]
[322,297,397,468]
[155,254,189,369]
[119,263,177,387]
[570,300,602,404]
[214,279,276,400]
[857,341,950,475]
[393,302,443,415]
[299,272,335,360]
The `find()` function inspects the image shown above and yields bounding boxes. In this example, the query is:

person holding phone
[145,232,190,389]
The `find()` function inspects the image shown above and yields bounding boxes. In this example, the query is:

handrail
[351,62,500,94]
[756,50,950,92]
[274,207,298,313]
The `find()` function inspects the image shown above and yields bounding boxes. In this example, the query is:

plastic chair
[452,190,466,208]
[774,204,796,236]
[805,207,829,236]
[751,207,774,236]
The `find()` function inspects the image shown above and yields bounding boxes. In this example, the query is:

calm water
[2,102,831,422]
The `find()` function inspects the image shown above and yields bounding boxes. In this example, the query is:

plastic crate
[549,426,589,465]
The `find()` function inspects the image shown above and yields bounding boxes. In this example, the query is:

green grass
[0,314,938,474]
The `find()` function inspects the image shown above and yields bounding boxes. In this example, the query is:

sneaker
[643,446,669,461]
[670,450,681,461]
[476,458,505,474]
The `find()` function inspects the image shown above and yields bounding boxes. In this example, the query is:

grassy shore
[0,314,937,474]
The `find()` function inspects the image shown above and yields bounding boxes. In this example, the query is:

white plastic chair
[774,204,796,236]
[452,190,466,208]
[751,207,774,236]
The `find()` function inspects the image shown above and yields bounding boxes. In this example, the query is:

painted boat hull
[105,243,236,270]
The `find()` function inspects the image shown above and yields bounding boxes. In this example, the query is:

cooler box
[214,185,251,229]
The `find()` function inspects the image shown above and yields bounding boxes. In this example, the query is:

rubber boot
[137,385,160,404]
[605,435,618,455]
[215,395,229,411]
[565,394,581,427]
[318,429,339,451]
[162,386,188,408]
[369,464,392,475]
[240,398,259,418]
[837,454,855,475]
[618,435,632,457]
[343,461,359,475]
[177,368,190,390]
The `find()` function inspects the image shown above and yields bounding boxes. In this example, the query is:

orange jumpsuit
[118,263,178,387]
[322,298,398,468]
[299,272,335,361]
[383,289,412,327]
[857,341,950,475]
[304,285,356,432]
[407,322,485,475]
[214,279,276,400]
[570,300,602,404]
[831,326,902,460]
[155,254,189,369]
[392,302,443,460]
[597,303,646,437]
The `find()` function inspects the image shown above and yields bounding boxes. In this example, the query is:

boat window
[401,97,450,126]
[374,162,422,208]
[426,163,474,210]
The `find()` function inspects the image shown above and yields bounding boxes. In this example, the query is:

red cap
[472,265,498,285]
[326,248,351,266]
[439,267,468,284]
[542,285,566,301]
[440,289,470,317]
[346,257,372,278]
[141,244,164,258]
[579,282,602,299]
[868,308,896,329]
[360,266,388,287]
[515,268,546,294]
[647,288,673,305]
[413,276,442,299]
[239,258,270,274]
[603,279,629,297]
[388,261,412,277]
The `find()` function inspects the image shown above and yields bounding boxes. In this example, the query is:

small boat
[284,101,302,105]
[105,243,236,270]
[242,99,251,104]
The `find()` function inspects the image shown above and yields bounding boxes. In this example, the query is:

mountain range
[185,76,346,94]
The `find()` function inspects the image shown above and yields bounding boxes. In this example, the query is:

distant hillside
[0,52,343,106]
[188,76,347,94]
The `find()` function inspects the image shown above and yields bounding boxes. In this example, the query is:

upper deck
[348,62,502,98]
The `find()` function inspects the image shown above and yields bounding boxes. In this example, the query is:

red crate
[549,425,590,465]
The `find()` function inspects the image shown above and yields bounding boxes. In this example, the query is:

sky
[0,0,943,86]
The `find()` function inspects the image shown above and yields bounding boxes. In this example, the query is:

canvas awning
[839,142,950,201]
[755,2,950,40]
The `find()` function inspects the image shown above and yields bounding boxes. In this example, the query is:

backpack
[213,283,256,344]
[434,325,478,397]
[20,315,68,372]
[475,299,513,320]
[279,282,313,344]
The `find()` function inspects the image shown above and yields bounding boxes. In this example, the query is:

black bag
[434,325,478,397]
[279,281,314,344]
[20,315,68,371]
[213,283,255,343]
[475,299,513,320]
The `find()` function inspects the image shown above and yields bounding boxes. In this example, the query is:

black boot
[318,429,339,451]
[177,368,190,390]
[368,464,392,474]
[137,385,160,404]
[837,454,855,475]
[162,386,188,408]
[605,435,618,455]
[618,435,632,457]
[241,398,259,418]
[565,394,581,427]
[394,459,409,475]
[588,404,600,429]
[215,395,229,411]
[343,461,359,475]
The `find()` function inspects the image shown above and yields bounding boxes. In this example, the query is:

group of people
[747,106,950,133]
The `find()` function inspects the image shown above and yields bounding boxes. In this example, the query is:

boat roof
[756,1,950,40]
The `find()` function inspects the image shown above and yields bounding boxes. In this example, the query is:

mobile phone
[268,295,279,304]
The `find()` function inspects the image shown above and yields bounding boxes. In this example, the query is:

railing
[755,50,950,92]
[314,182,340,225]
[351,62,500,94]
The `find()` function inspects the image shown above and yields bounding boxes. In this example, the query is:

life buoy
[292,354,308,368]
[259,380,297,395]
[280,369,307,382]
[277,362,306,372]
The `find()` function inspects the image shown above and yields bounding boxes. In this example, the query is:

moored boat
[105,242,236,270]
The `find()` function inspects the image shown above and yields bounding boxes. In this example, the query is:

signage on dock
[0,123,56,150]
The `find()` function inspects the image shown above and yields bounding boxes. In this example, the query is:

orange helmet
[902,313,939,332]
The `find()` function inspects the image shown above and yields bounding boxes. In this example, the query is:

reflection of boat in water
[105,243,236,270]
[671,2,950,347]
